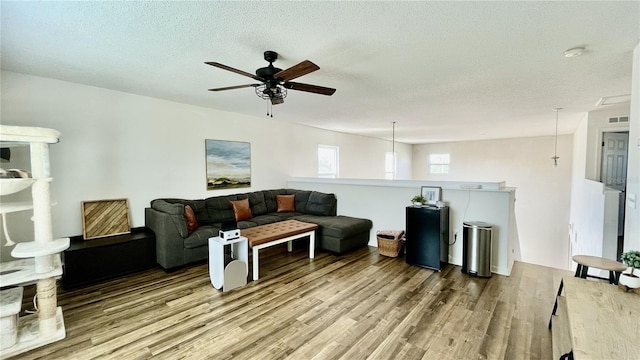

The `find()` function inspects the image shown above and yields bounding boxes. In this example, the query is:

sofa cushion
[247,214,282,226]
[271,211,304,220]
[230,198,253,221]
[184,225,219,249]
[184,205,198,234]
[248,191,268,216]
[205,195,238,223]
[151,199,184,215]
[287,190,311,212]
[305,191,337,216]
[276,195,295,212]
[237,220,258,229]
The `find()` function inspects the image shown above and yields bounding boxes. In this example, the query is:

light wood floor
[15,245,572,360]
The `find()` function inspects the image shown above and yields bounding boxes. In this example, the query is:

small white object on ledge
[460,184,482,189]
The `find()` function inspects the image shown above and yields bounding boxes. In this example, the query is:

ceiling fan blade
[284,82,336,96]
[205,62,264,81]
[208,84,259,91]
[274,60,319,82]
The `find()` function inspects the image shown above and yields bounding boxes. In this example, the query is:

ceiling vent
[608,115,629,123]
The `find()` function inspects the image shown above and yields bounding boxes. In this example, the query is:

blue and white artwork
[205,139,251,190]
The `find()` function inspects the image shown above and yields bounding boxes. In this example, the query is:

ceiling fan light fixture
[255,84,287,102]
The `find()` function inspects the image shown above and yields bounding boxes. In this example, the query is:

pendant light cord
[392,121,396,154]
[554,110,558,157]
[552,108,562,166]
[392,122,396,179]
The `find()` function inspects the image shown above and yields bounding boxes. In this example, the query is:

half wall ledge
[287,177,518,276]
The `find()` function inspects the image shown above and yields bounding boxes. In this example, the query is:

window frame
[429,153,450,174]
[318,144,339,178]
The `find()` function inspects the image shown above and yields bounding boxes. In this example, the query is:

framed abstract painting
[205,139,251,190]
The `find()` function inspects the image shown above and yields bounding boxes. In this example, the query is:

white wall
[568,111,622,266]
[570,178,609,258]
[603,189,621,259]
[0,71,411,258]
[569,114,594,262]
[288,125,412,180]
[412,136,573,270]
[625,43,640,251]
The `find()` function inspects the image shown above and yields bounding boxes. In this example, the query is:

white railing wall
[288,177,518,276]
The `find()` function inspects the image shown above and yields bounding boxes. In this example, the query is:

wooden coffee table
[241,220,318,280]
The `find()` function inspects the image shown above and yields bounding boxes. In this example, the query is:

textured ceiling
[1,1,639,144]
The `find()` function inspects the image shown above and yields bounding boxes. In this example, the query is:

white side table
[208,236,248,292]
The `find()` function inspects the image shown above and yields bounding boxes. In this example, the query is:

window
[429,153,450,174]
[385,152,396,179]
[318,145,339,178]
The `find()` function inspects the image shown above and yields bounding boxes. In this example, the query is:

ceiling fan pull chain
[266,101,274,117]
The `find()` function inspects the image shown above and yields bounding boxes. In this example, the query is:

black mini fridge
[405,206,450,271]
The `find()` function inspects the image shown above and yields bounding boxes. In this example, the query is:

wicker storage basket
[377,230,405,257]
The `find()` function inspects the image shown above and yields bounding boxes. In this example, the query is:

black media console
[62,227,157,289]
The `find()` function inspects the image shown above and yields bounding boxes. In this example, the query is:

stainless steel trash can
[462,221,493,277]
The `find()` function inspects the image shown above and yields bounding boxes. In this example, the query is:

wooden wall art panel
[81,199,131,240]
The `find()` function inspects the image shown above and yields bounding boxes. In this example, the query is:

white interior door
[600,131,629,258]
[600,132,628,191]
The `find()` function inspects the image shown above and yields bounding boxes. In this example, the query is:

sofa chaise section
[294,215,373,254]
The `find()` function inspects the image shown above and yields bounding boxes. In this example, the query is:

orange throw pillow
[276,195,295,213]
[230,198,253,221]
[184,205,198,234]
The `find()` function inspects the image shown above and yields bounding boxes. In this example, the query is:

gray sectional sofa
[145,189,373,270]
